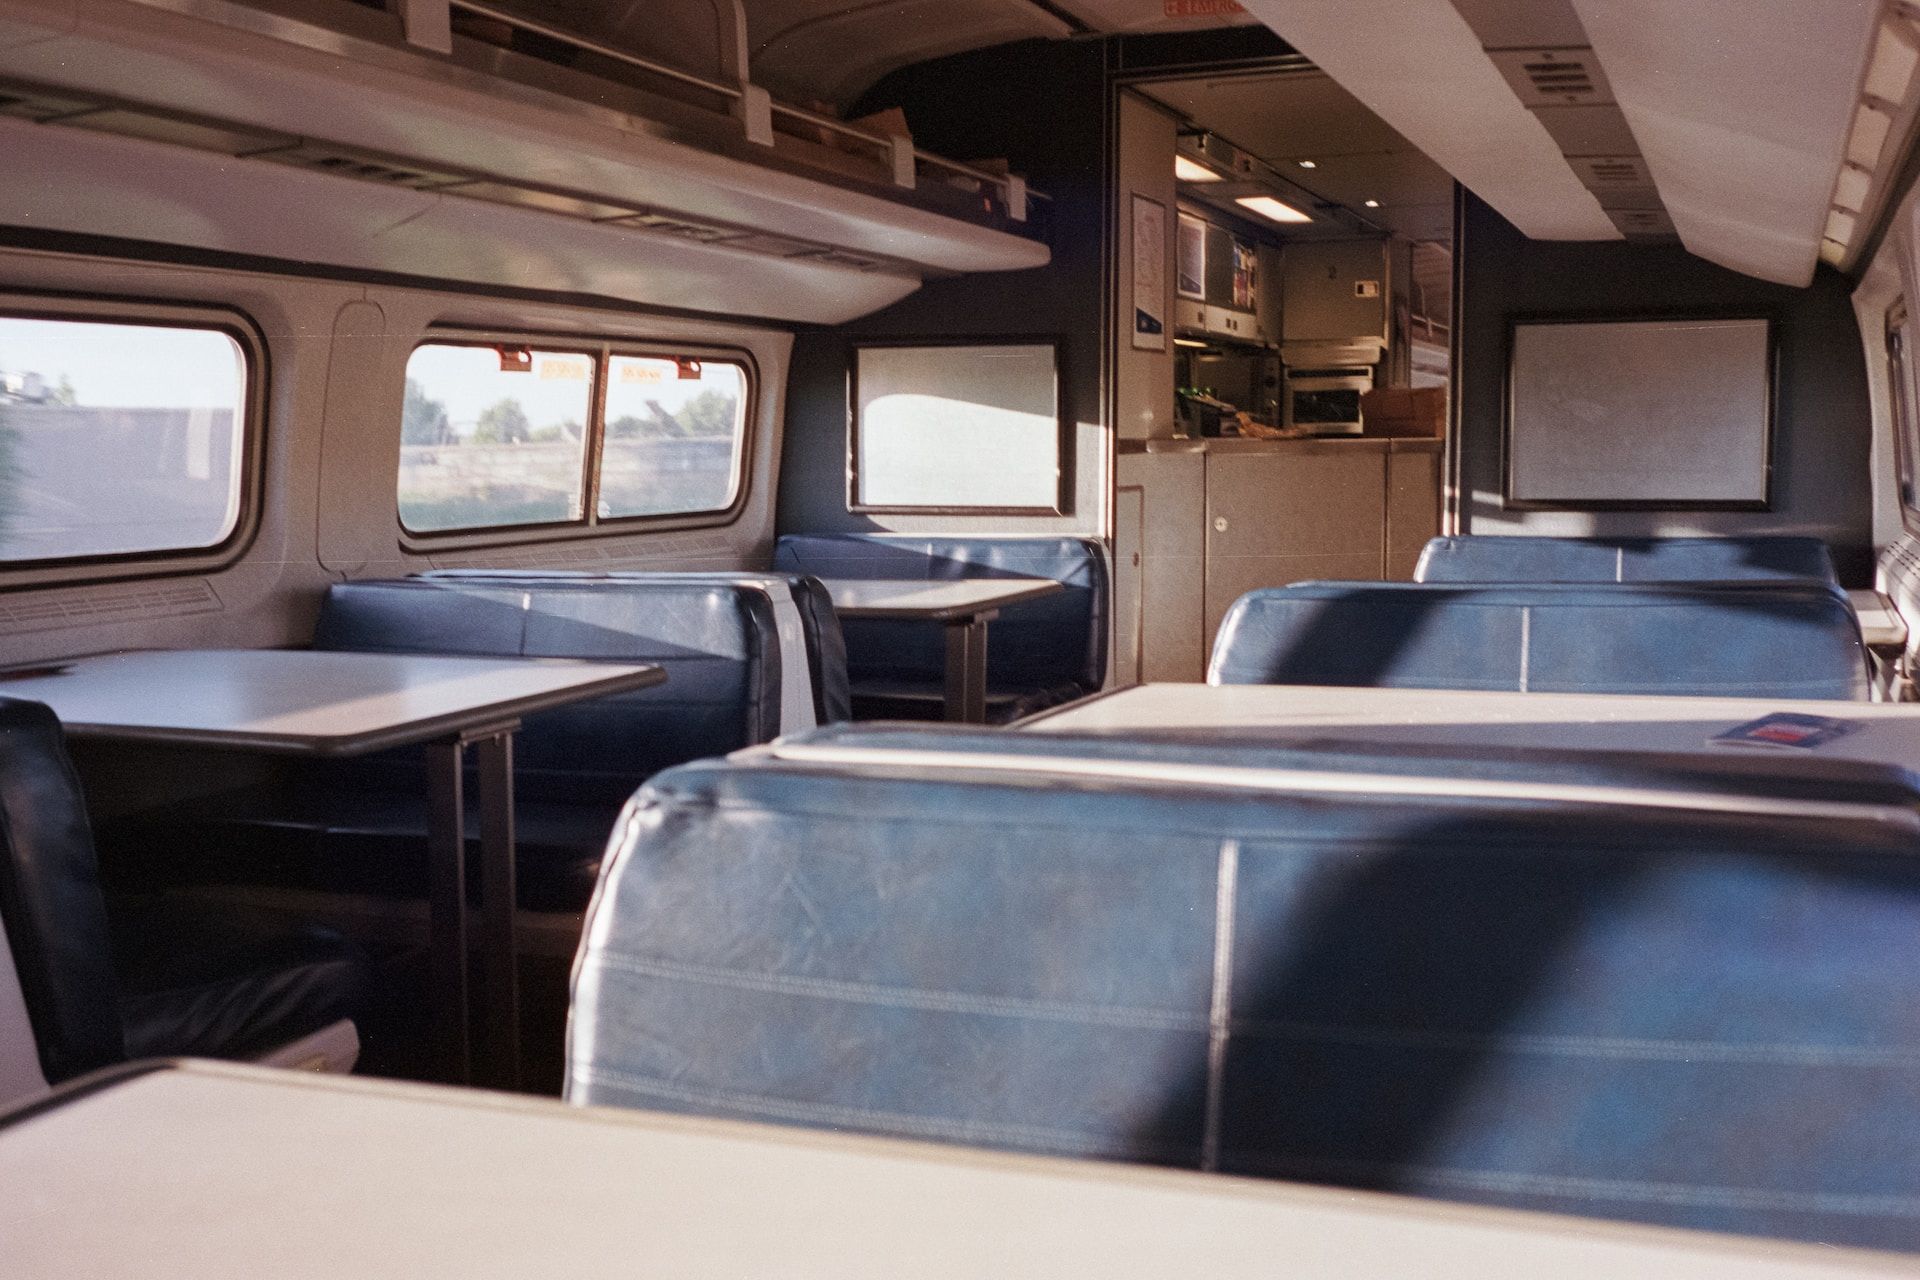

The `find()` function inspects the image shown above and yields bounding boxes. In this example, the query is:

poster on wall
[1177,212,1206,299]
[1132,194,1167,351]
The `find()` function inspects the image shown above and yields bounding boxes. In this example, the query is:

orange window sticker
[538,357,591,381]
[617,362,668,385]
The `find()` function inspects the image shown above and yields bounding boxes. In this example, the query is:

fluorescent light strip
[1235,194,1312,224]
[1175,155,1223,183]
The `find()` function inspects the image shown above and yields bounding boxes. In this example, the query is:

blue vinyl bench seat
[1414,535,1841,585]
[773,534,1108,723]
[1208,581,1871,701]
[115,575,791,913]
[418,569,850,725]
[568,723,1920,1253]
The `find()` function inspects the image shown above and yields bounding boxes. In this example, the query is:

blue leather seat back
[0,697,124,1083]
[314,578,781,802]
[420,569,851,724]
[569,725,1920,1251]
[1208,581,1870,700]
[1416,535,1839,585]
[773,534,1108,695]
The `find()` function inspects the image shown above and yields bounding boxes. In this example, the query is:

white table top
[819,577,1064,621]
[0,649,665,756]
[1850,589,1910,650]
[1026,683,1920,772]
[1,1061,1909,1279]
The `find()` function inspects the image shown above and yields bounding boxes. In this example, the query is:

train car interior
[6,0,1920,1273]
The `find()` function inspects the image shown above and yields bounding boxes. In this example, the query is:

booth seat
[1414,535,1840,585]
[0,697,368,1090]
[1208,581,1871,701]
[568,724,1920,1252]
[773,534,1107,722]
[419,569,850,726]
[122,576,788,913]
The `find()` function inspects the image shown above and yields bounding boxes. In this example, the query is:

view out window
[851,342,1064,513]
[0,315,248,563]
[399,344,594,533]
[398,340,750,535]
[600,356,746,518]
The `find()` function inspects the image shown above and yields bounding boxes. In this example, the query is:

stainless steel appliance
[1281,338,1381,436]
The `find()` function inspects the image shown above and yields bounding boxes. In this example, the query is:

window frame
[1500,309,1777,513]
[0,292,267,588]
[1886,299,1920,534]
[845,336,1070,517]
[395,330,757,547]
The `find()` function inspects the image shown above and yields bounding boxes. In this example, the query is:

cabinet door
[1204,446,1387,651]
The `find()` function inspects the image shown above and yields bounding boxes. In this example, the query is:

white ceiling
[1139,71,1457,243]
[1233,0,1620,241]
[1569,0,1880,286]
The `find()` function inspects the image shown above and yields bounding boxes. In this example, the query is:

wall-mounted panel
[1506,316,1772,509]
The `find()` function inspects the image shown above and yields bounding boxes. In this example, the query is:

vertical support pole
[475,730,520,1091]
[394,0,452,54]
[719,0,774,146]
[424,738,470,1085]
[944,614,993,723]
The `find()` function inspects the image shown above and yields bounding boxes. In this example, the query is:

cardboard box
[1361,387,1446,438]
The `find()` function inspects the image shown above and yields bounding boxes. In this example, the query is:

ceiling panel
[1448,0,1588,49]
[1532,103,1639,155]
[1570,0,1878,284]
[1139,71,1412,159]
[1235,0,1617,239]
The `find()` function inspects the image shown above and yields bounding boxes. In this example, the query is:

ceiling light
[1821,238,1848,267]
[1834,164,1873,212]
[1848,101,1894,169]
[1826,208,1858,247]
[1297,160,1317,169]
[1864,19,1920,104]
[1174,155,1223,183]
[1174,337,1210,348]
[1235,195,1313,224]
[1364,199,1381,208]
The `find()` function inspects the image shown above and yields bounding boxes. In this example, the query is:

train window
[398,343,595,533]
[398,341,752,535]
[0,314,248,564]
[850,342,1065,513]
[599,356,747,519]
[1886,301,1920,523]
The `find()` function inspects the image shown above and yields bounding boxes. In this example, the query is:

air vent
[1488,47,1614,108]
[727,232,823,257]
[609,212,743,243]
[1609,207,1677,238]
[0,579,222,634]
[245,142,473,190]
[1569,154,1650,188]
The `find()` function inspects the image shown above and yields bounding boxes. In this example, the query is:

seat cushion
[1208,581,1871,700]
[314,578,782,805]
[113,904,369,1062]
[774,534,1109,696]
[418,569,852,725]
[1415,535,1840,585]
[570,724,1920,1252]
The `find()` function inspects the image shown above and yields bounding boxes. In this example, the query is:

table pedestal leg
[474,731,520,1091]
[423,739,470,1085]
[944,615,992,723]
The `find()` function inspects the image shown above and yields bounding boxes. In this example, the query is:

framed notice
[1505,314,1774,510]
[1132,195,1167,351]
[1177,212,1206,299]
